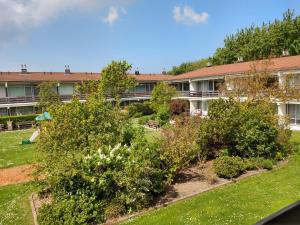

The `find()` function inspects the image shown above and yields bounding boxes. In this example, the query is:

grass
[121,131,300,225]
[0,182,36,225]
[0,129,37,168]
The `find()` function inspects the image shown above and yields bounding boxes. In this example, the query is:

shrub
[122,123,145,146]
[242,157,274,170]
[170,100,189,115]
[197,98,291,160]
[213,156,245,179]
[138,114,155,125]
[127,102,154,118]
[160,116,201,182]
[156,105,171,126]
[0,114,38,126]
[38,195,104,225]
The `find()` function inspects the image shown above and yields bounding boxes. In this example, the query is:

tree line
[168,10,300,75]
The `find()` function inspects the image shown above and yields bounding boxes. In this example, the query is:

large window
[288,104,300,125]
[0,86,6,97]
[7,86,25,97]
[59,84,74,95]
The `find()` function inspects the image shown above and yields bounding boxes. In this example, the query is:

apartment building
[0,67,171,116]
[171,55,300,131]
[0,55,299,130]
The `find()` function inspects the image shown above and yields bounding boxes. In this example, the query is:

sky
[0,0,299,73]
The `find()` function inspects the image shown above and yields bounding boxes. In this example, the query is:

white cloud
[102,6,119,26]
[0,0,134,44]
[173,5,209,25]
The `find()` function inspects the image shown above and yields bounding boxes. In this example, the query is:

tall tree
[37,81,61,112]
[150,82,177,112]
[100,60,137,99]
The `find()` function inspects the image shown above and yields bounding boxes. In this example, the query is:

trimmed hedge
[0,114,38,126]
[213,156,245,179]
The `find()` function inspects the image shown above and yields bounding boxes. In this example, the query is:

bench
[147,120,159,129]
[16,121,35,130]
[0,124,4,131]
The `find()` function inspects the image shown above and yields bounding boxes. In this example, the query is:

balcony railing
[0,92,152,105]
[179,91,221,98]
[0,95,88,104]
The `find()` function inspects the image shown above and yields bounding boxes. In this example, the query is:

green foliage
[150,82,177,113]
[38,195,104,225]
[156,105,171,126]
[0,114,37,126]
[138,114,156,125]
[100,60,137,99]
[212,10,300,65]
[160,116,201,182]
[197,98,291,160]
[244,157,274,170]
[168,58,209,75]
[37,62,169,224]
[37,81,61,112]
[127,101,154,118]
[122,122,145,146]
[213,156,246,179]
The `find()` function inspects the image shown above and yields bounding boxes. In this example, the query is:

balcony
[179,91,221,98]
[0,92,153,105]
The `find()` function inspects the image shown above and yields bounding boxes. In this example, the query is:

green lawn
[0,182,35,225]
[0,130,37,168]
[121,131,300,225]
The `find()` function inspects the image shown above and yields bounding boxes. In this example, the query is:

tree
[37,81,61,112]
[212,10,300,65]
[150,82,177,113]
[168,58,210,75]
[100,60,137,99]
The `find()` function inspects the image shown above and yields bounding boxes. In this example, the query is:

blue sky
[0,0,299,73]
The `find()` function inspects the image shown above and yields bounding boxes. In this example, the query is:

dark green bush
[242,157,274,170]
[127,102,154,118]
[0,114,38,126]
[38,195,104,225]
[197,99,291,160]
[213,156,245,179]
[122,123,145,146]
[156,105,170,126]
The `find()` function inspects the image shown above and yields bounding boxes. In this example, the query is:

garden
[0,60,299,225]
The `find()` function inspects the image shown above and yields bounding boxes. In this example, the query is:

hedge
[0,114,38,125]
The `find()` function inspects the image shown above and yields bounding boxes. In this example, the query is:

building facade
[0,55,299,130]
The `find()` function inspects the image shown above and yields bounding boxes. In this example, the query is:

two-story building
[1,55,299,130]
[171,55,300,130]
[0,68,171,116]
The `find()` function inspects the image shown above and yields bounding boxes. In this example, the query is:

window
[0,86,6,97]
[59,84,74,95]
[183,83,189,91]
[7,86,25,97]
[288,104,300,125]
[25,86,32,97]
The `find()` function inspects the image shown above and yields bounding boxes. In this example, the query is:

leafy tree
[168,58,210,75]
[212,10,300,65]
[150,82,177,112]
[37,81,61,112]
[100,60,137,99]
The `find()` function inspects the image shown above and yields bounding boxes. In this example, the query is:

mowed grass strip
[121,132,300,225]
[0,182,35,225]
[0,130,37,169]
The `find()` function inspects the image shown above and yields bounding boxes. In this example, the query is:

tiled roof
[1,55,300,83]
[0,72,172,83]
[171,55,300,80]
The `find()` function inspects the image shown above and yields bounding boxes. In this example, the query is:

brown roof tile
[170,55,300,80]
[0,72,172,83]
